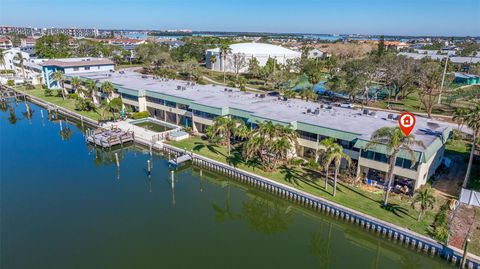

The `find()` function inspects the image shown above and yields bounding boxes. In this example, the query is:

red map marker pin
[398,112,416,136]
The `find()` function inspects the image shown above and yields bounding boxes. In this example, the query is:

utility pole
[438,56,449,104]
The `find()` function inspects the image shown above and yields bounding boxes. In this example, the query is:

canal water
[0,100,452,269]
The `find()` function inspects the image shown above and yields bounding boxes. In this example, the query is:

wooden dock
[168,153,192,167]
[86,126,134,148]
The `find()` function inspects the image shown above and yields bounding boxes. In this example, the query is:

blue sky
[0,0,479,36]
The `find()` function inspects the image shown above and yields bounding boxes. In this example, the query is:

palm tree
[318,138,337,190]
[83,79,97,102]
[322,143,351,196]
[100,81,115,102]
[219,44,232,84]
[209,55,217,70]
[209,116,246,156]
[411,187,436,221]
[462,103,480,188]
[453,108,469,131]
[0,49,6,70]
[52,71,66,100]
[71,77,82,93]
[366,127,425,206]
[243,121,298,171]
[13,52,26,79]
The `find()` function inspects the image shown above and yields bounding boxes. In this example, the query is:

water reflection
[212,185,241,223]
[241,194,293,234]
[0,100,454,269]
[309,223,332,269]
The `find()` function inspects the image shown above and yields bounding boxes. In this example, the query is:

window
[73,67,79,71]
[84,66,90,70]
[193,110,218,120]
[146,96,164,104]
[121,93,138,101]
[165,100,176,108]
[177,103,190,111]
[297,130,317,141]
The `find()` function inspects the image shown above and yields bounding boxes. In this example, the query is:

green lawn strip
[16,86,102,121]
[168,136,443,237]
[469,207,480,256]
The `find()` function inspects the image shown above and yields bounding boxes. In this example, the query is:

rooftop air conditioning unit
[307,108,312,113]
[363,109,369,115]
[387,114,394,120]
[177,85,181,90]
[182,86,186,91]
[224,88,228,91]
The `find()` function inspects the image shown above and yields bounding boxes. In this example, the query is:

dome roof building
[205,43,301,73]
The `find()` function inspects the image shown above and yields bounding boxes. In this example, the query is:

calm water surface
[0,100,452,269]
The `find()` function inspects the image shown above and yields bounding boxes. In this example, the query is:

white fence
[459,188,480,207]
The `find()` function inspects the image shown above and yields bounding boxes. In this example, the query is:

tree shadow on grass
[279,165,326,193]
[381,203,410,218]
[192,142,226,157]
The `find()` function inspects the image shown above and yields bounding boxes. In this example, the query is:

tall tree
[321,141,351,196]
[219,44,232,84]
[208,116,246,156]
[461,104,480,188]
[35,34,71,58]
[318,138,337,190]
[52,71,66,100]
[70,77,82,93]
[231,53,248,82]
[248,57,262,79]
[381,54,417,101]
[243,121,298,171]
[377,36,386,57]
[416,61,453,118]
[13,52,27,79]
[100,81,115,101]
[366,127,425,206]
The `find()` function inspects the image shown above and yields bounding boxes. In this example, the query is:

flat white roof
[74,71,452,151]
[207,42,301,56]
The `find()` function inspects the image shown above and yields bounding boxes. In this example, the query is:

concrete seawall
[163,144,480,269]
[10,88,479,268]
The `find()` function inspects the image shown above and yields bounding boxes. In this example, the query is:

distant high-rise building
[0,25,37,36]
[45,27,99,37]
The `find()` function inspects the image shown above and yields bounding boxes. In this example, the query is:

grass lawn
[168,136,446,237]
[470,207,480,257]
[16,86,102,121]
[445,139,480,191]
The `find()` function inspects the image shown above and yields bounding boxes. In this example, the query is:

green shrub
[129,111,150,119]
[433,204,450,243]
[196,78,207,85]
[74,98,94,111]
[69,93,79,99]
[227,81,236,87]
[25,84,36,90]
[44,88,53,96]
[7,80,15,87]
